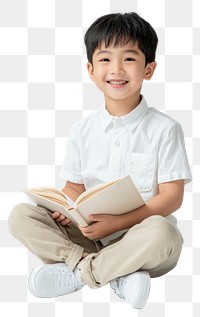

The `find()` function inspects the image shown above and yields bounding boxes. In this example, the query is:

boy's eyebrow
[96,50,112,56]
[123,49,140,55]
[96,49,140,56]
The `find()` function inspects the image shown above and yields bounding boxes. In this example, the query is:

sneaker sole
[28,265,48,297]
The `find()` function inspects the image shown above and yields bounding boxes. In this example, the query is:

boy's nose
[110,61,125,75]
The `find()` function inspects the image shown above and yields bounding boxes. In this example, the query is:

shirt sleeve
[60,125,84,184]
[157,123,192,184]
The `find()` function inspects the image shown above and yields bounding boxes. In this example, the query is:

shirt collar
[101,95,149,131]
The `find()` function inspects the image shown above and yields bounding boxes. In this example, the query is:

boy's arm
[79,179,184,239]
[62,181,86,201]
[52,181,85,225]
[115,179,184,229]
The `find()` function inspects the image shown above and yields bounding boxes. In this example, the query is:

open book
[23,175,144,228]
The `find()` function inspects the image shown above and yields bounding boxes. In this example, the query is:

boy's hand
[51,211,72,226]
[78,214,119,240]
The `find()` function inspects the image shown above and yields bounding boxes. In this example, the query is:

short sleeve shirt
[60,96,192,202]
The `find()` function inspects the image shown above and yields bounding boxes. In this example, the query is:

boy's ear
[87,63,95,81]
[144,61,157,80]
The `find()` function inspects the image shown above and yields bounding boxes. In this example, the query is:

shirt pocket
[126,152,156,192]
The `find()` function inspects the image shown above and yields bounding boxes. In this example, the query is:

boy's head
[84,12,158,66]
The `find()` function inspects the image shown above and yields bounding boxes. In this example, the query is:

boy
[9,12,192,309]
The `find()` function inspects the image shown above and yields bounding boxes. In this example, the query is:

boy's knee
[146,215,183,247]
[8,203,31,235]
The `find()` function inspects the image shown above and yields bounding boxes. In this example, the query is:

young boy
[9,12,192,309]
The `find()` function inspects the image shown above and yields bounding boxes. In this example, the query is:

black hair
[84,12,158,66]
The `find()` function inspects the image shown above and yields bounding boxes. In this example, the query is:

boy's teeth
[109,80,127,85]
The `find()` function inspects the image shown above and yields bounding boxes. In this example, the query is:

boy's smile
[87,42,156,115]
[106,80,128,89]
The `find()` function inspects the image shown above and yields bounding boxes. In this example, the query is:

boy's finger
[52,211,61,218]
[60,219,72,226]
[56,214,66,222]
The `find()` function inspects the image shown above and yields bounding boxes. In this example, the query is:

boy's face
[87,41,156,110]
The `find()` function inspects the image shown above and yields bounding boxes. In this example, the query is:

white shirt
[60,96,192,204]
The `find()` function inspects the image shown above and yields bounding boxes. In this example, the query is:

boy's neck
[105,94,142,117]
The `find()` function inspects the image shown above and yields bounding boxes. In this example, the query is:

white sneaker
[110,271,151,309]
[28,263,85,298]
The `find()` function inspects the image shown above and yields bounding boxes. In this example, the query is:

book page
[75,179,118,206]
[23,187,70,208]
[23,189,88,226]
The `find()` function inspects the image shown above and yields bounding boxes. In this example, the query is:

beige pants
[8,203,183,288]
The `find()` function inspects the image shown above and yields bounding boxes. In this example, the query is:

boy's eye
[100,58,110,62]
[125,57,135,62]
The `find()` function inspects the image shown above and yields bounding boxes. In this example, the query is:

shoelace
[112,277,127,300]
[49,268,77,292]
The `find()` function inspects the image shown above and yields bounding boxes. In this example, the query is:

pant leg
[78,215,183,288]
[8,203,100,271]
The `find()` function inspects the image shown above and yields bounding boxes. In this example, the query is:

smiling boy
[9,12,192,309]
[87,42,155,116]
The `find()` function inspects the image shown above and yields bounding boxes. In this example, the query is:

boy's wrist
[114,214,128,231]
[116,206,149,230]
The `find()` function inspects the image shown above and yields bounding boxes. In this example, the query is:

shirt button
[115,141,120,147]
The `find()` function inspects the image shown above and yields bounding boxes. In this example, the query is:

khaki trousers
[9,203,183,288]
